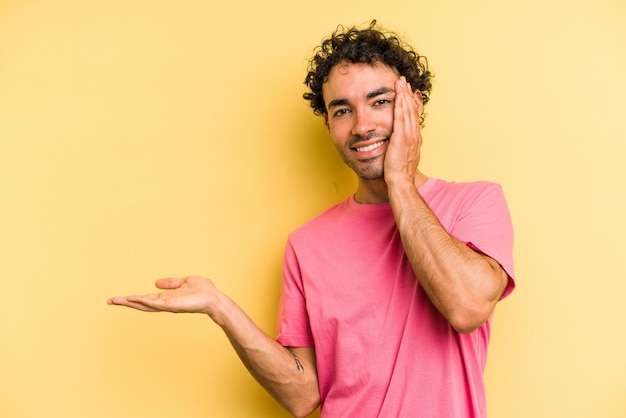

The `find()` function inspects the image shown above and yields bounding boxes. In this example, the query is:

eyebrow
[327,87,396,111]
[367,87,395,99]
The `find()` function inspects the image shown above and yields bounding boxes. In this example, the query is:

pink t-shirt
[276,178,515,417]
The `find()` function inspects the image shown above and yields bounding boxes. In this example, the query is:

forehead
[322,62,399,102]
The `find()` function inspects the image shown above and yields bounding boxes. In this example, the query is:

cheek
[382,108,395,128]
[327,121,349,143]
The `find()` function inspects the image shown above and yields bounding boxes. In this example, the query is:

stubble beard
[338,132,388,181]
[338,150,386,181]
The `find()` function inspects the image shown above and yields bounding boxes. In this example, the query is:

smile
[355,140,386,152]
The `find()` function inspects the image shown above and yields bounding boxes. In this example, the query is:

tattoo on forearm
[286,348,304,371]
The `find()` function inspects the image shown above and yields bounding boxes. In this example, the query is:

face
[322,62,399,181]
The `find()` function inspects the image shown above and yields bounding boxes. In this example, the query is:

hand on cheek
[384,76,423,186]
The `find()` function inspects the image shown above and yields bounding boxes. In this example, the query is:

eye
[332,108,351,117]
[374,99,392,106]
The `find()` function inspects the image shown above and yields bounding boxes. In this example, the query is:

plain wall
[1,0,625,417]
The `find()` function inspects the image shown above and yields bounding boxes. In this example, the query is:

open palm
[108,276,220,315]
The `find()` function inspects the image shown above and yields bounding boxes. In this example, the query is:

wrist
[203,288,231,324]
[386,175,417,199]
[386,170,427,192]
[387,173,429,211]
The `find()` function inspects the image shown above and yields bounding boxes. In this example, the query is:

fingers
[391,76,421,150]
[107,276,215,314]
[395,77,419,138]
[107,296,162,312]
[106,278,182,312]
[127,293,169,311]
[385,76,423,185]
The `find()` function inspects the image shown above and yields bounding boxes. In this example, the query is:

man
[108,21,515,418]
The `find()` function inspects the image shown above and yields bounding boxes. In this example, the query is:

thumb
[155,277,185,290]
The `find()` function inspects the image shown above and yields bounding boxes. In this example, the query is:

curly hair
[303,20,433,122]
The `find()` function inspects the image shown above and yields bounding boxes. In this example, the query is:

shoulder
[426,177,503,194]
[421,178,512,235]
[423,178,506,206]
[288,197,353,242]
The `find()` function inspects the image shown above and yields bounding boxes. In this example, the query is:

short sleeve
[450,183,516,299]
[275,239,315,347]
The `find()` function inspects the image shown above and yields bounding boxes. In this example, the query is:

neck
[354,171,429,204]
[354,178,389,204]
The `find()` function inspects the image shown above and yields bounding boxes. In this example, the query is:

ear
[324,114,330,130]
[413,90,424,118]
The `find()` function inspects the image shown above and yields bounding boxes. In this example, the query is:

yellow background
[1,0,625,417]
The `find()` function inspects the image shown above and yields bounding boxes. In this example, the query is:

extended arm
[108,276,320,417]
[384,78,509,333]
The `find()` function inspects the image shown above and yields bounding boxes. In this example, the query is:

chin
[356,168,385,181]
[344,156,385,180]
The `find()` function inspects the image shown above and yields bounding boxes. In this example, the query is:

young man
[108,21,515,418]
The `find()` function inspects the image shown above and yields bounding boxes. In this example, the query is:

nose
[351,108,376,137]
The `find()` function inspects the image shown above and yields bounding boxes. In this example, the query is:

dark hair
[303,20,433,123]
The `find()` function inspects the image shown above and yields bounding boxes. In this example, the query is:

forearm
[388,180,507,333]
[108,276,320,416]
[212,292,320,417]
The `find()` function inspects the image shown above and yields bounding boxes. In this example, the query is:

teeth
[356,140,385,152]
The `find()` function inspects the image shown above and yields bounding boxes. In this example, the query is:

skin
[323,61,509,333]
[108,60,509,416]
[323,61,428,203]
[108,277,320,418]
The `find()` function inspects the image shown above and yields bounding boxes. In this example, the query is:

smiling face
[322,61,400,181]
